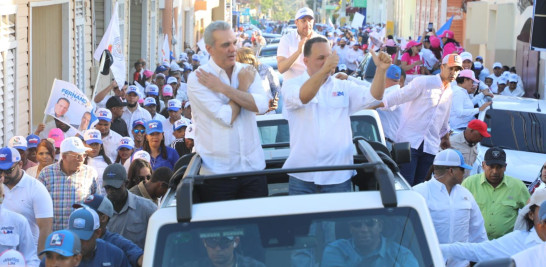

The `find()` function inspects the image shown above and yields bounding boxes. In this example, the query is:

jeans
[399,142,435,186]
[196,175,268,202]
[288,176,352,195]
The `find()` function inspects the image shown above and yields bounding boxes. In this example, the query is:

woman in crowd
[439,30,463,58]
[115,137,135,166]
[400,40,423,75]
[142,120,179,170]
[83,129,112,194]
[127,158,153,189]
[26,139,55,178]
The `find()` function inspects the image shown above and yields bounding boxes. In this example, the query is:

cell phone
[427,22,433,32]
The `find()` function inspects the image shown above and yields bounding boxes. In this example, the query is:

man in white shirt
[333,38,350,69]
[143,97,167,122]
[122,85,152,137]
[277,7,322,81]
[376,65,403,144]
[414,149,488,267]
[282,37,391,194]
[95,108,123,161]
[0,147,41,266]
[1,146,53,258]
[187,21,270,202]
[380,54,463,186]
[501,74,525,97]
[512,200,546,266]
[161,99,184,146]
[489,62,504,93]
[441,188,546,263]
[449,70,492,130]
[344,42,363,74]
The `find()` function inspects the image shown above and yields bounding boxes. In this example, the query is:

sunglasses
[133,129,146,134]
[0,163,19,175]
[349,218,379,228]
[203,238,235,249]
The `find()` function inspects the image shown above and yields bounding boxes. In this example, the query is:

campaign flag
[436,16,454,38]
[44,79,94,134]
[93,3,126,87]
[161,34,170,65]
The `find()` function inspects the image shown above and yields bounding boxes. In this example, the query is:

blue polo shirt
[149,146,179,170]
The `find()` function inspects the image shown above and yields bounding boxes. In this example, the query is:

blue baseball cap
[39,230,81,257]
[144,97,157,107]
[117,137,134,150]
[26,135,40,148]
[0,147,21,170]
[173,119,188,131]
[83,129,102,145]
[132,119,146,129]
[155,65,168,73]
[68,207,100,241]
[95,108,112,122]
[433,149,472,170]
[146,120,163,134]
[126,85,139,96]
[386,65,402,80]
[73,194,114,218]
[145,84,159,96]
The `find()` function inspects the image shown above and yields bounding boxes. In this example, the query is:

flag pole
[91,50,108,104]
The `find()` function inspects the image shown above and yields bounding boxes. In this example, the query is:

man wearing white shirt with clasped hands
[187,21,270,202]
[413,149,488,267]
[282,37,391,194]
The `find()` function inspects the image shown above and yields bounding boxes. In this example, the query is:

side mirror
[391,142,411,164]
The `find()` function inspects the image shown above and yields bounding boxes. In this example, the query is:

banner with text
[45,79,94,133]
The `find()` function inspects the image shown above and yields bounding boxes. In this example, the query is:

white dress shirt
[277,30,322,81]
[2,172,53,248]
[344,48,364,71]
[0,204,40,266]
[122,106,152,137]
[449,84,484,130]
[413,177,488,267]
[500,87,524,97]
[102,130,123,161]
[333,45,350,67]
[377,84,402,141]
[489,74,502,93]
[512,242,546,266]
[383,74,452,155]
[87,156,109,195]
[281,72,379,185]
[440,228,543,263]
[187,60,269,175]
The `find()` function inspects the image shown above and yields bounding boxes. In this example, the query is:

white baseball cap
[433,149,472,170]
[60,137,91,154]
[145,84,159,96]
[295,7,314,20]
[167,77,178,84]
[143,97,157,106]
[163,85,174,97]
[173,119,188,131]
[83,129,102,145]
[184,101,191,109]
[0,249,26,267]
[498,77,507,85]
[460,52,473,62]
[492,62,503,69]
[168,99,182,111]
[117,137,134,150]
[95,108,112,122]
[508,74,518,83]
[8,136,28,151]
[131,150,151,163]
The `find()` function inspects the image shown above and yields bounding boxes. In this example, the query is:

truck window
[153,207,433,266]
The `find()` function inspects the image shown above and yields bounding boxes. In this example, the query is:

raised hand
[321,50,339,74]
[238,66,257,92]
[370,49,392,71]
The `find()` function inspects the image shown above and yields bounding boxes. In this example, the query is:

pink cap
[429,36,441,48]
[458,69,480,83]
[385,39,396,47]
[406,40,422,49]
[143,70,153,79]
[48,128,65,148]
[163,84,174,96]
[439,30,454,39]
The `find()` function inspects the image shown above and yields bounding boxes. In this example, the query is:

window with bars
[0,9,17,146]
[75,0,85,91]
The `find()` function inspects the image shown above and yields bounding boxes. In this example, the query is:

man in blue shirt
[321,217,418,267]
[73,194,144,267]
[68,207,129,267]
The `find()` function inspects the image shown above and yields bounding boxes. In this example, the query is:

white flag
[161,34,170,65]
[93,3,126,87]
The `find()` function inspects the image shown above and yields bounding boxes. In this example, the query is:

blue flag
[436,16,454,37]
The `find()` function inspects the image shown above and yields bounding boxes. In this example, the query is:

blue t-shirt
[149,146,179,170]
[40,239,130,267]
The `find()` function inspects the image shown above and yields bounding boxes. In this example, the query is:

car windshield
[154,207,433,266]
[260,47,278,57]
[257,115,382,145]
[481,109,546,153]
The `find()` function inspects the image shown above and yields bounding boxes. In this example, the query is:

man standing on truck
[281,36,392,194]
[187,21,270,201]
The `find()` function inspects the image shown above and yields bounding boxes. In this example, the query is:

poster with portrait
[44,79,94,134]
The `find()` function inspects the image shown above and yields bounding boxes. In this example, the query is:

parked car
[262,33,281,44]
[471,95,546,185]
[258,43,278,58]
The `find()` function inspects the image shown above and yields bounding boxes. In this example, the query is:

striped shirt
[38,161,99,231]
